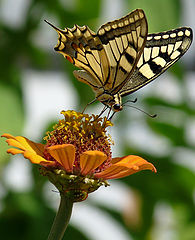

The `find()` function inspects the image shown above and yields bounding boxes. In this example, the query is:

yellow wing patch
[45,10,192,111]
[119,27,193,97]
[45,9,148,97]
[97,9,148,93]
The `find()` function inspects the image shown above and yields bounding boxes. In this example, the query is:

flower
[2,110,156,202]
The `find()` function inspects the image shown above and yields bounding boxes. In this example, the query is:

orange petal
[115,155,156,170]
[7,148,24,155]
[2,133,45,156]
[47,144,75,172]
[5,139,26,151]
[23,150,51,164]
[95,165,132,179]
[80,150,107,175]
[2,133,52,165]
[95,155,156,180]
[111,157,122,164]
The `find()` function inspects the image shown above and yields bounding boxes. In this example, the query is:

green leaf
[148,121,185,145]
[126,0,181,31]
[0,84,24,165]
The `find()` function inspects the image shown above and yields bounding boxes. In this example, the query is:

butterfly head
[101,93,123,112]
[112,103,123,112]
[111,94,123,112]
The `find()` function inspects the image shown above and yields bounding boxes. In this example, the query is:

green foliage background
[0,0,195,239]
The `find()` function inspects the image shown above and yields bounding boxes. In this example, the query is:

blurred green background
[1,0,195,239]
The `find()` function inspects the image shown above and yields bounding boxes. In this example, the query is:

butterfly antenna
[106,107,112,119]
[124,104,157,118]
[44,19,61,32]
[123,98,138,105]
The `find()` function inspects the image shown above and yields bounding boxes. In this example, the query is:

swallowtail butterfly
[45,9,193,112]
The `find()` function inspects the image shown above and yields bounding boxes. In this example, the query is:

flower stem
[47,194,73,240]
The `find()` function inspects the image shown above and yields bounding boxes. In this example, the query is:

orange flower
[2,110,156,202]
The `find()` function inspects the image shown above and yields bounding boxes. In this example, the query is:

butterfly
[45,9,193,112]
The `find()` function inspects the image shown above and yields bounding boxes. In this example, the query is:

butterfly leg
[108,111,116,121]
[82,98,97,113]
[98,105,109,118]
[106,107,113,119]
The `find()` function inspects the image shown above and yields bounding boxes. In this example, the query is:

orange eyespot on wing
[65,55,74,64]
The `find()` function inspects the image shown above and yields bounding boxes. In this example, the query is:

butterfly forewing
[119,27,193,96]
[97,9,148,93]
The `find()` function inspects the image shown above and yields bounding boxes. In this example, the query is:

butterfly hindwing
[119,27,193,96]
[53,24,110,88]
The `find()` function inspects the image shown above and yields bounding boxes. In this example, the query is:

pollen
[44,110,113,173]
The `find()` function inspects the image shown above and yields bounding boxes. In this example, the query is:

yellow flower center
[44,110,113,174]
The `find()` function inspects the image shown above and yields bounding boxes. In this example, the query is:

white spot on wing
[185,29,191,37]
[153,57,166,67]
[112,24,117,29]
[170,33,177,38]
[168,44,174,54]
[174,41,182,51]
[124,19,129,25]
[152,47,159,58]
[139,63,155,78]
[118,22,124,27]
[147,36,153,41]
[98,28,105,35]
[154,35,161,40]
[170,50,180,59]
[144,48,152,62]
[178,31,184,37]
[105,25,111,31]
[162,34,169,39]
[161,46,167,53]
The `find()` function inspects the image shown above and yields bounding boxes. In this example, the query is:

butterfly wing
[119,27,193,97]
[47,9,148,97]
[97,9,148,93]
[47,22,110,89]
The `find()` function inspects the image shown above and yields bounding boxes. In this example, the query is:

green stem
[47,194,73,240]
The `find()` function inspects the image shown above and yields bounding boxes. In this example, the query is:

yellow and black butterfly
[45,9,193,112]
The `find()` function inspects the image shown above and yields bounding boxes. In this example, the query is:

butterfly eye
[113,104,123,112]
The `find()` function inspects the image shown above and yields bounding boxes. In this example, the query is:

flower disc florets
[44,110,113,174]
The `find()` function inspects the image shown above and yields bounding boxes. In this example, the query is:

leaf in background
[169,62,185,80]
[147,121,185,145]
[0,84,24,165]
[126,0,181,31]
[63,63,95,108]
[64,225,90,240]
[0,191,55,240]
[74,0,101,23]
